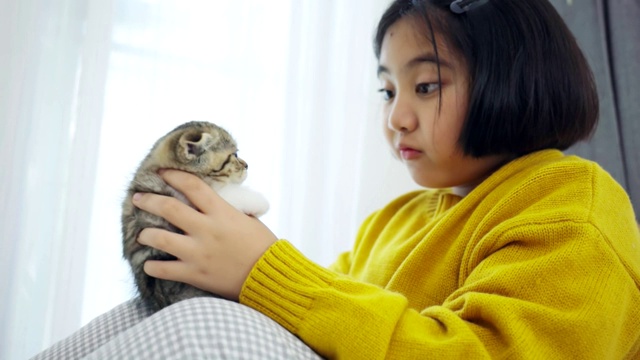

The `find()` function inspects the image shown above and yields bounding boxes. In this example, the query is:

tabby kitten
[121,121,269,312]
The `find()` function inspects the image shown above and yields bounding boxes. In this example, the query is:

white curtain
[1,0,419,358]
[1,0,113,358]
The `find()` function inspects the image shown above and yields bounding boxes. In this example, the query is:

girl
[34,0,640,359]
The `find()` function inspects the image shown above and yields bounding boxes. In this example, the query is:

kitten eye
[416,83,440,95]
[377,88,394,101]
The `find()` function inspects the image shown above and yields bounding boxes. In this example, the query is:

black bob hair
[374,0,599,157]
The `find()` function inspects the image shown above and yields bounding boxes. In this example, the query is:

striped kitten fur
[121,121,269,312]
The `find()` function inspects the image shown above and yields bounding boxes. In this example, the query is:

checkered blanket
[31,297,323,359]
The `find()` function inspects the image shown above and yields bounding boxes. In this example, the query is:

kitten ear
[177,132,217,162]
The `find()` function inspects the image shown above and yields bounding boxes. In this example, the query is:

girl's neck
[451,184,475,197]
[450,154,516,197]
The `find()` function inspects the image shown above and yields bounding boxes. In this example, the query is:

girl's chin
[408,169,466,190]
[408,173,449,189]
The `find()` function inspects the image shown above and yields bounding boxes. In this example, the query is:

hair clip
[450,0,489,14]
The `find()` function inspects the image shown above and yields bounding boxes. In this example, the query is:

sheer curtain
[1,0,113,359]
[1,0,419,358]
[276,0,418,276]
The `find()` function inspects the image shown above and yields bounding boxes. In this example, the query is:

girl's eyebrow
[377,54,451,77]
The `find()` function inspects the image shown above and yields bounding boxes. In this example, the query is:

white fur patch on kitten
[217,183,269,217]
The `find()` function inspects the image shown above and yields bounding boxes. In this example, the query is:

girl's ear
[177,131,218,162]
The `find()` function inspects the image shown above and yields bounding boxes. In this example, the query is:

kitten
[121,121,269,312]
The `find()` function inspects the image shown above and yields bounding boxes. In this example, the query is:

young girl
[34,0,640,359]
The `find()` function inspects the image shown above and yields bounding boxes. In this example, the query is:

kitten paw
[217,184,270,218]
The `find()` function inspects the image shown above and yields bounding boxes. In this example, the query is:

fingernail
[133,193,143,202]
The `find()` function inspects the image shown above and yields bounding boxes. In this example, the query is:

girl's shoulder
[476,148,637,242]
[489,149,599,188]
[477,149,625,213]
[473,149,640,285]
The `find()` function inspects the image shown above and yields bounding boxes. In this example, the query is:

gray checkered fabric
[31,297,323,359]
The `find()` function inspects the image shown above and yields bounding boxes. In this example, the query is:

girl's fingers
[133,192,208,236]
[143,259,190,283]
[137,227,196,260]
[159,170,222,214]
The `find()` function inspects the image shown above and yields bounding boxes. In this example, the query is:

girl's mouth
[399,147,421,160]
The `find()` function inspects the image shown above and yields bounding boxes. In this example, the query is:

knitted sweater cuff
[239,240,338,333]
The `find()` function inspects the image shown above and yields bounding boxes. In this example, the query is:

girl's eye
[416,83,440,95]
[377,88,394,101]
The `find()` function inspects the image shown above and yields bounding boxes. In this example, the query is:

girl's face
[378,17,508,194]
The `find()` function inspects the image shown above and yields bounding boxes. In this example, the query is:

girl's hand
[132,169,278,301]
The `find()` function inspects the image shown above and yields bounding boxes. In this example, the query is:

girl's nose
[387,95,418,133]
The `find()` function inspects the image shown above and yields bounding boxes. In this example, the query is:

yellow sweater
[240,150,640,359]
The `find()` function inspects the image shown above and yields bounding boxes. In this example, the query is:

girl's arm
[133,170,640,359]
[241,229,639,360]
